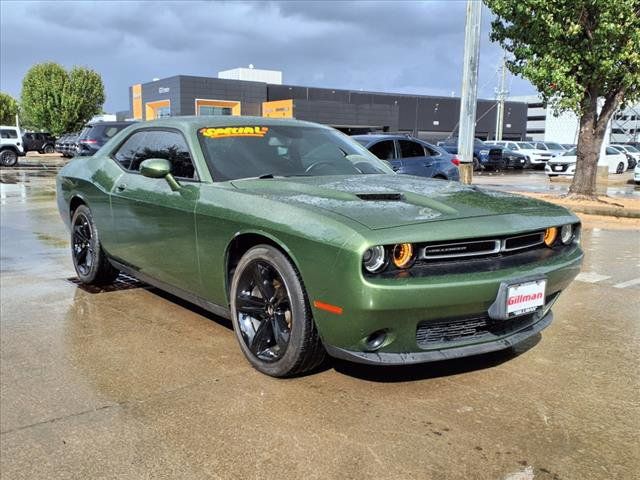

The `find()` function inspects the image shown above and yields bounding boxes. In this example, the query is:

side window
[113,131,146,170]
[398,140,426,158]
[1,129,18,139]
[508,142,518,150]
[113,130,196,179]
[535,142,547,150]
[423,145,440,156]
[368,140,396,160]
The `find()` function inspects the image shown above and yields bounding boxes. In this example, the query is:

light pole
[457,0,482,184]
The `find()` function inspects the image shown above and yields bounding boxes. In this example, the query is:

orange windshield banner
[200,126,269,138]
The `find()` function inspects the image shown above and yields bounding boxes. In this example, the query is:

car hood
[230,175,562,230]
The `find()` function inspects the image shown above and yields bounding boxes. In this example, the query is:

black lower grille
[416,313,538,348]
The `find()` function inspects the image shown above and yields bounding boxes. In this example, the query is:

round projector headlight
[392,243,415,269]
[544,227,558,247]
[363,246,386,273]
[560,224,573,244]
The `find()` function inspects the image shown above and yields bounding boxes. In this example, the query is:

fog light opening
[364,329,388,351]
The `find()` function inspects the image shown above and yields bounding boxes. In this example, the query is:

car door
[108,128,202,292]
[397,139,435,177]
[367,140,400,171]
[605,147,625,172]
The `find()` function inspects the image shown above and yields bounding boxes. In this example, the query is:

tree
[484,0,640,198]
[0,92,19,125]
[21,62,105,136]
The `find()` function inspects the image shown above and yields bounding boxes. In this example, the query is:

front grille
[416,313,537,348]
[548,163,569,172]
[503,232,544,251]
[488,148,503,161]
[419,230,545,261]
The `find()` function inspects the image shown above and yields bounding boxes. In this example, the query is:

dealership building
[128,67,528,142]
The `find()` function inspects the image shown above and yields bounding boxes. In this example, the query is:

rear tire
[71,205,119,285]
[230,245,326,377]
[0,149,18,167]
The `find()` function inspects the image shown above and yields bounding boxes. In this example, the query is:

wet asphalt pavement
[1,162,639,480]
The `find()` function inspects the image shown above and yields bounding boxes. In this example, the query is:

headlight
[363,246,386,273]
[479,149,489,156]
[560,224,573,244]
[392,243,415,269]
[544,227,558,247]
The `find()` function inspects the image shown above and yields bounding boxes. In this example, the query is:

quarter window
[368,140,396,160]
[113,130,197,179]
[398,140,425,158]
[0,129,18,139]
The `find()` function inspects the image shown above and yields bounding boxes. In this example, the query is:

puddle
[66,274,148,294]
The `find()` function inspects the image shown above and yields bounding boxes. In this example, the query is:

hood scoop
[355,193,405,201]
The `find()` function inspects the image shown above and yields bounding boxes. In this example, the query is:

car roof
[85,121,136,127]
[136,116,327,131]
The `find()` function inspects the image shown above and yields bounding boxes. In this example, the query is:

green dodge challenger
[56,117,583,377]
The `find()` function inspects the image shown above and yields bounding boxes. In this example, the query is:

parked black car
[351,134,460,181]
[22,132,56,154]
[437,138,505,171]
[500,148,527,169]
[75,121,135,156]
[61,132,80,158]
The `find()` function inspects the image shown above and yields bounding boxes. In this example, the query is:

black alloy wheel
[230,245,326,377]
[0,150,18,167]
[72,212,94,277]
[235,260,292,362]
[70,205,119,285]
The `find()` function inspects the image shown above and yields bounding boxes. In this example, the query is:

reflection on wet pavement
[1,169,638,480]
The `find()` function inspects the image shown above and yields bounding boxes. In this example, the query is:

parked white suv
[0,126,25,166]
[485,140,554,168]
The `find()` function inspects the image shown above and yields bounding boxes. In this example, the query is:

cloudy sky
[1,0,536,112]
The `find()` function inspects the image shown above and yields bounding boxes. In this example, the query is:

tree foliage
[0,92,19,125]
[484,0,640,197]
[21,62,105,135]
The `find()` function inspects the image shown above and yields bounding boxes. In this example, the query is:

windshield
[545,142,563,150]
[517,142,534,149]
[563,148,577,156]
[625,145,639,152]
[198,125,394,181]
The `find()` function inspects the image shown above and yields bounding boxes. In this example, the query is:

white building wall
[218,66,283,85]
[544,108,579,144]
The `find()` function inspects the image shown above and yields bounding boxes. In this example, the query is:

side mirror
[139,158,181,191]
[140,158,171,178]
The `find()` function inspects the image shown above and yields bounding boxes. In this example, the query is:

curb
[562,204,640,219]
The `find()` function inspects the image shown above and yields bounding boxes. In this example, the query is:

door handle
[116,183,127,192]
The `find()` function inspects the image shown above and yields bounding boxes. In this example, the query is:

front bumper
[325,310,553,365]
[546,163,575,176]
[313,244,582,364]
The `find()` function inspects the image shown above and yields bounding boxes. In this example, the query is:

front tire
[0,149,18,167]
[44,144,55,154]
[616,162,625,174]
[230,245,325,377]
[71,205,119,285]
